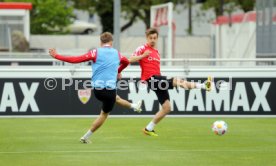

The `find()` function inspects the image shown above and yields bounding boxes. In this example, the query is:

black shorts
[146,75,174,105]
[93,88,117,113]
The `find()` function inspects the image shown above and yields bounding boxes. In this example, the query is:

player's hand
[117,73,122,80]
[49,48,57,58]
[143,50,151,57]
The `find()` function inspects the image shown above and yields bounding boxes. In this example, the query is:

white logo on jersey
[148,56,160,62]
[90,49,97,58]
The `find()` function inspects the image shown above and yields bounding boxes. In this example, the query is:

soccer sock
[146,121,156,131]
[82,130,93,139]
[195,83,205,89]
[130,103,137,109]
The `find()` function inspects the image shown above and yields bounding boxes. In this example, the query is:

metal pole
[220,0,224,15]
[188,0,192,35]
[113,0,121,51]
[167,2,173,66]
[7,26,12,53]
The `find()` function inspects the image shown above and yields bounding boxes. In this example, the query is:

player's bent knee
[100,111,109,117]
[116,95,121,102]
[173,78,184,86]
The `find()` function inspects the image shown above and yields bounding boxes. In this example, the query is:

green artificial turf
[0,117,275,166]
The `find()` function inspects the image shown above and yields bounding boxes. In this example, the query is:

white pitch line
[0,149,273,154]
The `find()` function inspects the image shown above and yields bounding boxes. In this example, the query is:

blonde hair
[100,32,113,43]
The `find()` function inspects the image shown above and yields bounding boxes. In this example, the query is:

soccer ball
[212,120,228,136]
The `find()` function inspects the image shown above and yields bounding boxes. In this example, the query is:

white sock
[195,83,205,89]
[130,103,137,109]
[82,130,93,139]
[146,121,156,131]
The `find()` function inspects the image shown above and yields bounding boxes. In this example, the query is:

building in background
[212,12,256,60]
[256,0,276,58]
[0,2,32,51]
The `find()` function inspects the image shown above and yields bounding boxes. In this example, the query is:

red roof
[0,2,32,10]
[213,12,256,25]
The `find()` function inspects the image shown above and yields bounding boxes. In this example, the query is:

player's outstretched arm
[48,48,95,63]
[129,50,151,63]
[49,48,58,58]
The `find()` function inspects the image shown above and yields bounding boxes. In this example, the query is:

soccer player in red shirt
[49,32,141,143]
[130,28,212,136]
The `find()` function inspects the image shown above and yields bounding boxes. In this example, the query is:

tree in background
[235,0,256,12]
[1,0,256,34]
[72,0,113,33]
[71,0,186,33]
[200,0,256,17]
[3,0,74,34]
[121,0,187,31]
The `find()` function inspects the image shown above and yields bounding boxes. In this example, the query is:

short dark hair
[100,32,113,43]
[145,28,159,37]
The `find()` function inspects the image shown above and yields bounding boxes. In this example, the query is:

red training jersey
[54,47,129,73]
[132,44,161,81]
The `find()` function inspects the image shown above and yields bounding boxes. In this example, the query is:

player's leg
[80,89,116,143]
[90,110,109,132]
[149,99,171,124]
[80,110,110,144]
[116,95,142,113]
[172,76,212,91]
[143,89,171,136]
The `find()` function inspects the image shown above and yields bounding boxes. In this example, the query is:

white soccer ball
[212,120,228,136]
